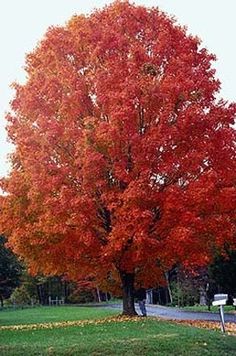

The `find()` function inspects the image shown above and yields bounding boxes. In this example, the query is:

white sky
[1,0,235,177]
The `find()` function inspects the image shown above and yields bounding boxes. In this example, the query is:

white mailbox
[212,294,228,333]
[233,298,236,306]
[212,294,228,306]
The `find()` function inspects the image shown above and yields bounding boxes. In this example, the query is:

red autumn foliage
[0,1,235,314]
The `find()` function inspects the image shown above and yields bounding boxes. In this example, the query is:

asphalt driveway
[108,303,236,323]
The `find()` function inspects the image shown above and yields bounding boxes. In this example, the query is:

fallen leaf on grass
[0,315,143,332]
[174,319,236,336]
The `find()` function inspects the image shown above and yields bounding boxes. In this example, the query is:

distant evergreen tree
[0,235,22,306]
[209,250,236,299]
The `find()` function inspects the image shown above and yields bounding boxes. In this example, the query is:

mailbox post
[212,294,228,333]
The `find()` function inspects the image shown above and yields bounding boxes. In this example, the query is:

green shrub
[10,285,31,305]
[170,281,199,307]
[67,289,95,304]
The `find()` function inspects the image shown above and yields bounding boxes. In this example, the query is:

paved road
[107,304,236,323]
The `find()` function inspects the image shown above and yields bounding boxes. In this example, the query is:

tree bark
[96,287,101,303]
[165,272,173,305]
[0,293,3,308]
[119,271,137,316]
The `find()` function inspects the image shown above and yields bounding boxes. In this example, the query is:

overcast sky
[1,0,235,177]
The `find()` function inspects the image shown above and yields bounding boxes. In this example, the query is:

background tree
[0,236,22,306]
[0,1,235,315]
[10,285,31,306]
[209,249,236,298]
[18,272,66,305]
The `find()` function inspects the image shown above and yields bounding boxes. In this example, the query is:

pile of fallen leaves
[0,315,141,331]
[1,315,236,336]
[174,319,236,336]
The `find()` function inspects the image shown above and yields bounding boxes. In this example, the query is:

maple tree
[0,1,235,315]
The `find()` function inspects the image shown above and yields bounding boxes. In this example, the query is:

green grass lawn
[180,305,236,313]
[1,306,236,355]
[0,305,117,326]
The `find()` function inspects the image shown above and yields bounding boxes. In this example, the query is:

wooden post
[219,305,225,333]
[96,287,101,303]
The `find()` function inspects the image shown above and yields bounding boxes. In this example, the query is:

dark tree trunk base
[119,271,137,316]
[121,311,138,316]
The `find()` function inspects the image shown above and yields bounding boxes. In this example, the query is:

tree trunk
[0,293,3,308]
[165,272,173,305]
[96,287,101,303]
[119,271,137,316]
